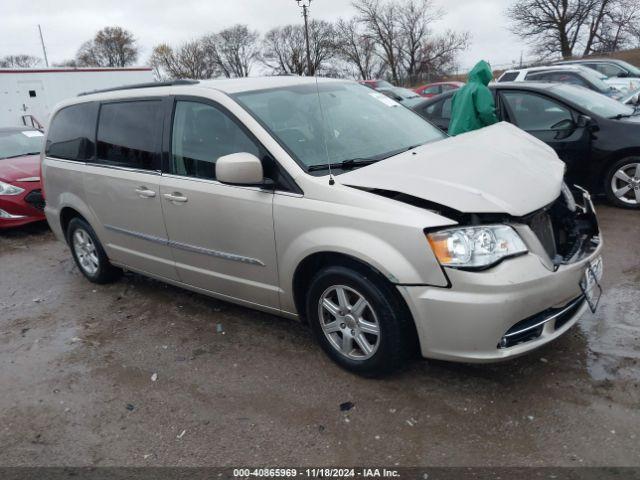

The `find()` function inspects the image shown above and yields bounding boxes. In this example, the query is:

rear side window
[499,72,519,82]
[420,85,441,95]
[96,100,163,170]
[46,103,97,161]
[525,72,551,81]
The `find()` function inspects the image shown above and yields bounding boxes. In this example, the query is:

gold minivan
[42,77,603,375]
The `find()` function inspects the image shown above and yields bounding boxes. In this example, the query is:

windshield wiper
[307,143,426,172]
[609,112,636,119]
[307,158,379,172]
[1,152,40,159]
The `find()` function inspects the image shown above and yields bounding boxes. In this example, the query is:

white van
[42,77,603,375]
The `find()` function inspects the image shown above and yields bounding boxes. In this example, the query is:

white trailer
[0,67,155,129]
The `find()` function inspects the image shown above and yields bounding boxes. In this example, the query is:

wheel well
[59,207,84,238]
[600,149,640,180]
[292,252,405,322]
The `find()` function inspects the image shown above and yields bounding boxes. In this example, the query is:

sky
[2,0,528,73]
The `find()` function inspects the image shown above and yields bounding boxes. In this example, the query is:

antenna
[38,25,49,67]
[314,75,335,185]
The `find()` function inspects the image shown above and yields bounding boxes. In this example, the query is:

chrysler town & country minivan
[42,77,603,375]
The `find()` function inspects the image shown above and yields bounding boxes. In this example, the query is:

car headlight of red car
[0,180,25,196]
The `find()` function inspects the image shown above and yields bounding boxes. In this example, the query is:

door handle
[135,186,156,198]
[163,192,188,203]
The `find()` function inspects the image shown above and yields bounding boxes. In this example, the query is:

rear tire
[66,217,122,284]
[605,157,640,209]
[306,265,415,376]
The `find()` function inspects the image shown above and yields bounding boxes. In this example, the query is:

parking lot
[0,204,638,467]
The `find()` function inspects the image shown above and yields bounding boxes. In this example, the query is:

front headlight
[0,180,24,196]
[427,225,528,269]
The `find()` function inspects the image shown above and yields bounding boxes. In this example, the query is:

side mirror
[216,152,265,186]
[576,114,592,128]
[630,93,640,105]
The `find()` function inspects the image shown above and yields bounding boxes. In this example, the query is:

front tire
[605,158,640,209]
[306,265,415,376]
[66,217,122,284]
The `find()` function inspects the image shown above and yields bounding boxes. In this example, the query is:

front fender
[277,226,449,313]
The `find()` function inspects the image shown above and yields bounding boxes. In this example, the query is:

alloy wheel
[317,285,380,360]
[73,228,99,276]
[611,162,640,206]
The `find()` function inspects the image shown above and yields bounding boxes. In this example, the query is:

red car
[0,127,46,228]
[414,81,464,98]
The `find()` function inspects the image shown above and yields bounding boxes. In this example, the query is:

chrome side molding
[104,224,265,266]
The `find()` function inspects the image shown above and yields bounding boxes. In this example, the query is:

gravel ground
[0,205,638,467]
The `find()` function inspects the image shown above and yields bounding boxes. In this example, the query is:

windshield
[234,81,445,171]
[0,130,44,160]
[376,80,394,89]
[617,60,640,77]
[553,84,635,117]
[578,67,613,92]
[622,87,640,104]
[396,87,420,98]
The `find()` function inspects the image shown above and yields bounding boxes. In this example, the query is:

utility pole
[296,0,313,76]
[38,25,49,67]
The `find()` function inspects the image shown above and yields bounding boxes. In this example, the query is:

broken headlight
[427,225,528,269]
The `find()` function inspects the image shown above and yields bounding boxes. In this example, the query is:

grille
[24,189,45,211]
[499,296,585,349]
[525,189,599,265]
[527,210,556,259]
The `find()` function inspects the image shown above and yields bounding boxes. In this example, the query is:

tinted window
[525,72,552,82]
[441,84,458,92]
[171,101,259,180]
[46,103,97,161]
[559,73,588,87]
[96,101,162,170]
[502,91,573,131]
[422,102,439,117]
[441,97,453,120]
[590,63,625,77]
[499,72,519,82]
[421,85,441,95]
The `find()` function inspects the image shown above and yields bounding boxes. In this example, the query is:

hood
[468,60,493,86]
[339,122,565,217]
[604,77,640,91]
[0,154,41,183]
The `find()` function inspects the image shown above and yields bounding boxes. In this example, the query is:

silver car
[42,77,603,375]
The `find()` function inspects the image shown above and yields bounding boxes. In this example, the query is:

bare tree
[507,0,640,58]
[0,54,42,68]
[590,0,640,52]
[261,20,335,75]
[507,0,597,58]
[354,0,404,84]
[203,24,260,78]
[397,0,442,84]
[149,41,217,80]
[414,30,470,82]
[76,26,139,67]
[334,18,386,79]
[53,59,79,67]
[353,0,468,84]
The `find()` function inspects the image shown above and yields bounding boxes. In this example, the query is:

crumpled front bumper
[399,188,603,363]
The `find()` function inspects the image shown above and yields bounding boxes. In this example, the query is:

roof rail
[78,79,199,97]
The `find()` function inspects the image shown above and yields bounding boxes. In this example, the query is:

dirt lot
[0,205,638,467]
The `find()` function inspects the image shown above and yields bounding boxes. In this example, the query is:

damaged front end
[361,182,600,270]
[521,184,600,268]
